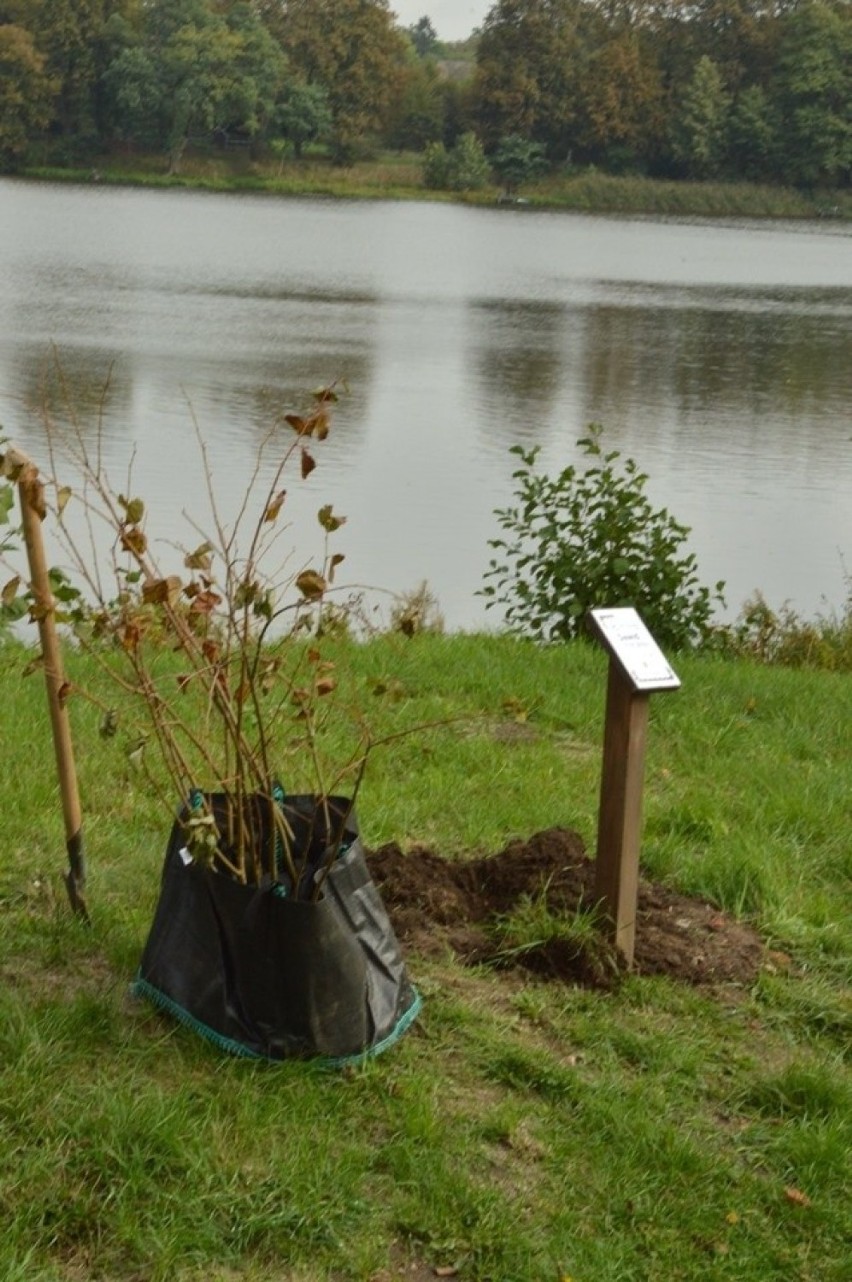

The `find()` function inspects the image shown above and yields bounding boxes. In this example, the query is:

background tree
[11,0,106,148]
[408,14,438,57]
[771,0,851,188]
[578,28,664,170]
[269,0,408,161]
[0,22,55,169]
[422,129,490,190]
[272,78,332,157]
[491,132,547,193]
[473,0,587,157]
[670,54,731,178]
[102,0,284,171]
[384,52,445,149]
[225,2,288,144]
[726,83,778,180]
[692,0,778,95]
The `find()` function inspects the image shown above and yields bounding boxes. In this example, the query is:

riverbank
[21,150,852,221]
[1,633,848,1280]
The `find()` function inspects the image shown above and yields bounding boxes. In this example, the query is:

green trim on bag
[131,976,263,1059]
[131,974,422,1068]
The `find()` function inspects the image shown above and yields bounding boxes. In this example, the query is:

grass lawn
[0,634,849,1281]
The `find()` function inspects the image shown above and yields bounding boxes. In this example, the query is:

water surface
[1,179,849,628]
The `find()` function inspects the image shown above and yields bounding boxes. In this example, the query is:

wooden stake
[593,661,649,966]
[587,607,681,969]
[16,454,89,921]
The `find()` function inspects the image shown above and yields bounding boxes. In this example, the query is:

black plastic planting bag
[133,794,420,1063]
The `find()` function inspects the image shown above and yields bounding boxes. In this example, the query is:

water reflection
[470,299,567,438]
[578,301,851,428]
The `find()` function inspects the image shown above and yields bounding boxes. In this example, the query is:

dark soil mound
[367,828,763,989]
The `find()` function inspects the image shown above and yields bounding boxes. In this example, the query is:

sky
[390,1,491,43]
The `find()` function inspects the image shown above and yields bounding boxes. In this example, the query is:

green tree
[265,0,408,161]
[423,130,490,189]
[272,78,331,157]
[0,22,55,168]
[772,0,851,187]
[408,14,438,57]
[491,133,547,194]
[102,0,285,171]
[226,2,288,141]
[671,55,731,178]
[726,83,778,180]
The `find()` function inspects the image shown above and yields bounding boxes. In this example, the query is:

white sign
[588,608,681,692]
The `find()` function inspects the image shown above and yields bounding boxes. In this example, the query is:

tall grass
[0,633,849,1280]
[21,152,852,221]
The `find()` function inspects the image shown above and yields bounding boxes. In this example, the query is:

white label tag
[589,607,681,691]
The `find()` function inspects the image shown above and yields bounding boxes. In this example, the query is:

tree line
[0,0,849,189]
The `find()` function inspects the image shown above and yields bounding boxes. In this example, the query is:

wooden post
[588,608,680,968]
[14,451,89,921]
[593,662,650,965]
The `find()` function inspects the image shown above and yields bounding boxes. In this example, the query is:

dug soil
[367,828,764,989]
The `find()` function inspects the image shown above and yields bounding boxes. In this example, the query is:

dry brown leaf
[120,526,147,556]
[142,575,182,606]
[265,490,286,522]
[295,569,326,600]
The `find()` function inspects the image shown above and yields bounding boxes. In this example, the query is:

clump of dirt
[367,828,764,989]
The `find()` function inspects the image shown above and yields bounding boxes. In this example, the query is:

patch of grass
[0,632,850,1279]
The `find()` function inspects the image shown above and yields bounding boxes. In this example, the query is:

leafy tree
[481,429,725,650]
[100,34,160,149]
[491,133,547,193]
[10,0,106,145]
[692,0,778,93]
[726,84,778,180]
[473,0,588,156]
[423,129,490,190]
[422,139,451,187]
[671,55,731,178]
[772,0,851,187]
[265,0,408,161]
[408,14,438,58]
[578,30,665,170]
[225,2,288,140]
[0,22,55,168]
[272,78,331,157]
[102,0,285,171]
[384,54,445,150]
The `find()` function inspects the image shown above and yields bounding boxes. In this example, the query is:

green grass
[0,633,850,1280]
[19,151,852,221]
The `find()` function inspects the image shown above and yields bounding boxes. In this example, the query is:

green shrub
[422,131,490,191]
[481,427,725,650]
[491,133,548,195]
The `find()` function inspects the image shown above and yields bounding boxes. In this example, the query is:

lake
[1,178,850,631]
